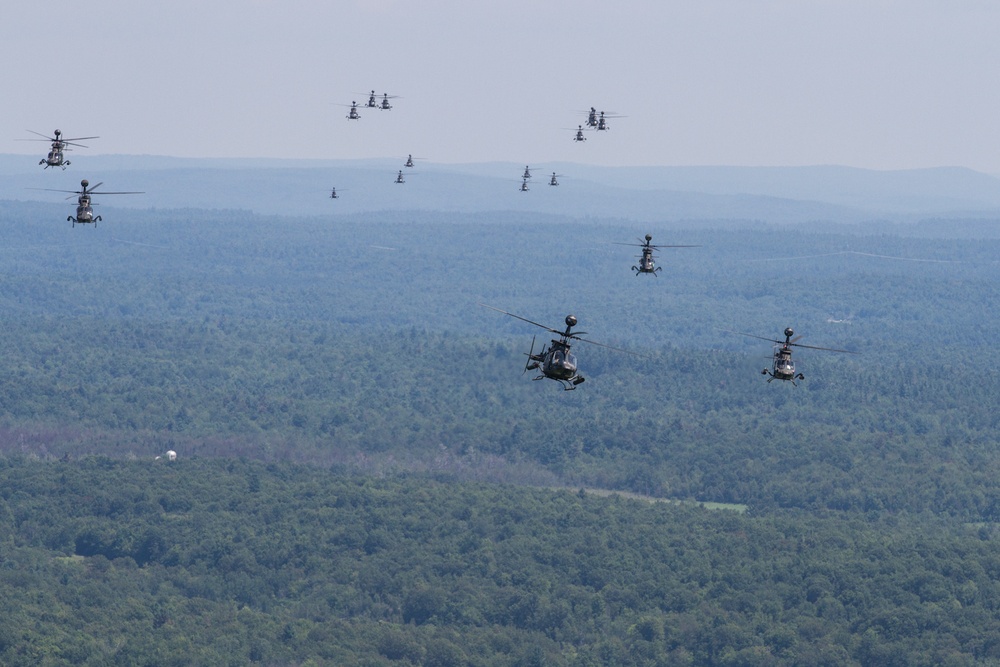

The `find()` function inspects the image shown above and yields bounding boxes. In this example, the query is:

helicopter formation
[20,106,856,390]
[343,94,857,389]
[22,130,142,226]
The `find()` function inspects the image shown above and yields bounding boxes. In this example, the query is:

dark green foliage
[1,201,1000,662]
[0,460,999,664]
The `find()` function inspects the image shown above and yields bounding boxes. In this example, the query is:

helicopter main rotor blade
[786,341,858,354]
[722,330,857,354]
[26,187,85,194]
[569,335,647,358]
[478,303,563,336]
[721,330,784,346]
[88,190,144,195]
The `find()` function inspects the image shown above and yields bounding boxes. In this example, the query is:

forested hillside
[4,458,1000,666]
[2,199,1000,663]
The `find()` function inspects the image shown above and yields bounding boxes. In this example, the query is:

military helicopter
[570,125,590,142]
[727,328,857,385]
[403,154,425,168]
[614,234,700,275]
[395,170,407,184]
[364,91,379,108]
[378,93,399,110]
[479,304,639,390]
[22,129,98,170]
[518,178,530,192]
[32,179,142,227]
[329,186,341,199]
[522,165,536,180]
[345,102,361,120]
[596,111,625,131]
[584,107,599,127]
[548,172,563,186]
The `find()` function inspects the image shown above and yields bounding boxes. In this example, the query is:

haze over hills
[3,154,1000,222]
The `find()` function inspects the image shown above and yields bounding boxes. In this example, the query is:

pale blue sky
[4,0,999,172]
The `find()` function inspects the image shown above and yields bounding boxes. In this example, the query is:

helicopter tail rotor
[523,335,536,374]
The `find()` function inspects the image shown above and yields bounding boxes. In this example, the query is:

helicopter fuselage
[763,347,803,384]
[527,341,583,389]
[632,247,660,275]
[69,195,100,226]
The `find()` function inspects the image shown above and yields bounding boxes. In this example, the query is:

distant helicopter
[364,91,379,108]
[395,170,406,184]
[404,154,425,168]
[518,178,530,192]
[614,234,700,275]
[378,93,398,110]
[727,328,857,385]
[522,165,535,180]
[585,107,599,127]
[22,129,98,170]
[329,186,340,199]
[596,111,625,131]
[345,102,361,120]
[33,179,142,227]
[548,172,563,186]
[571,125,589,142]
[480,304,639,390]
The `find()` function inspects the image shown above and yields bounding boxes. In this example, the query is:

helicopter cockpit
[548,348,577,373]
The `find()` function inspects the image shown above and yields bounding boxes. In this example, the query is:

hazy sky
[4,1,1000,172]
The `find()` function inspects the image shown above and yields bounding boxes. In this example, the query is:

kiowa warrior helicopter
[614,234,699,275]
[595,110,625,131]
[479,304,639,390]
[518,178,530,192]
[22,129,98,170]
[548,172,563,186]
[727,328,857,385]
[344,102,361,120]
[32,179,142,227]
[403,154,425,168]
[329,186,341,199]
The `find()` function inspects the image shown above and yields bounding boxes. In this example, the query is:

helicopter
[364,91,379,108]
[522,165,536,180]
[548,172,563,186]
[345,102,361,120]
[378,93,399,110]
[480,304,638,390]
[329,186,341,199]
[614,234,700,275]
[32,179,142,227]
[727,327,857,385]
[23,129,98,170]
[584,107,599,127]
[518,178,530,192]
[596,111,625,131]
[395,170,407,184]
[571,125,589,142]
[404,154,425,168]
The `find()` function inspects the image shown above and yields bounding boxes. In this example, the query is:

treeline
[2,457,1000,666]
[0,315,999,518]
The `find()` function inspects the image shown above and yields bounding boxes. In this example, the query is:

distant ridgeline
[4,154,1000,220]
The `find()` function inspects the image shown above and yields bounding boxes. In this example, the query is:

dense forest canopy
[2,195,1000,663]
